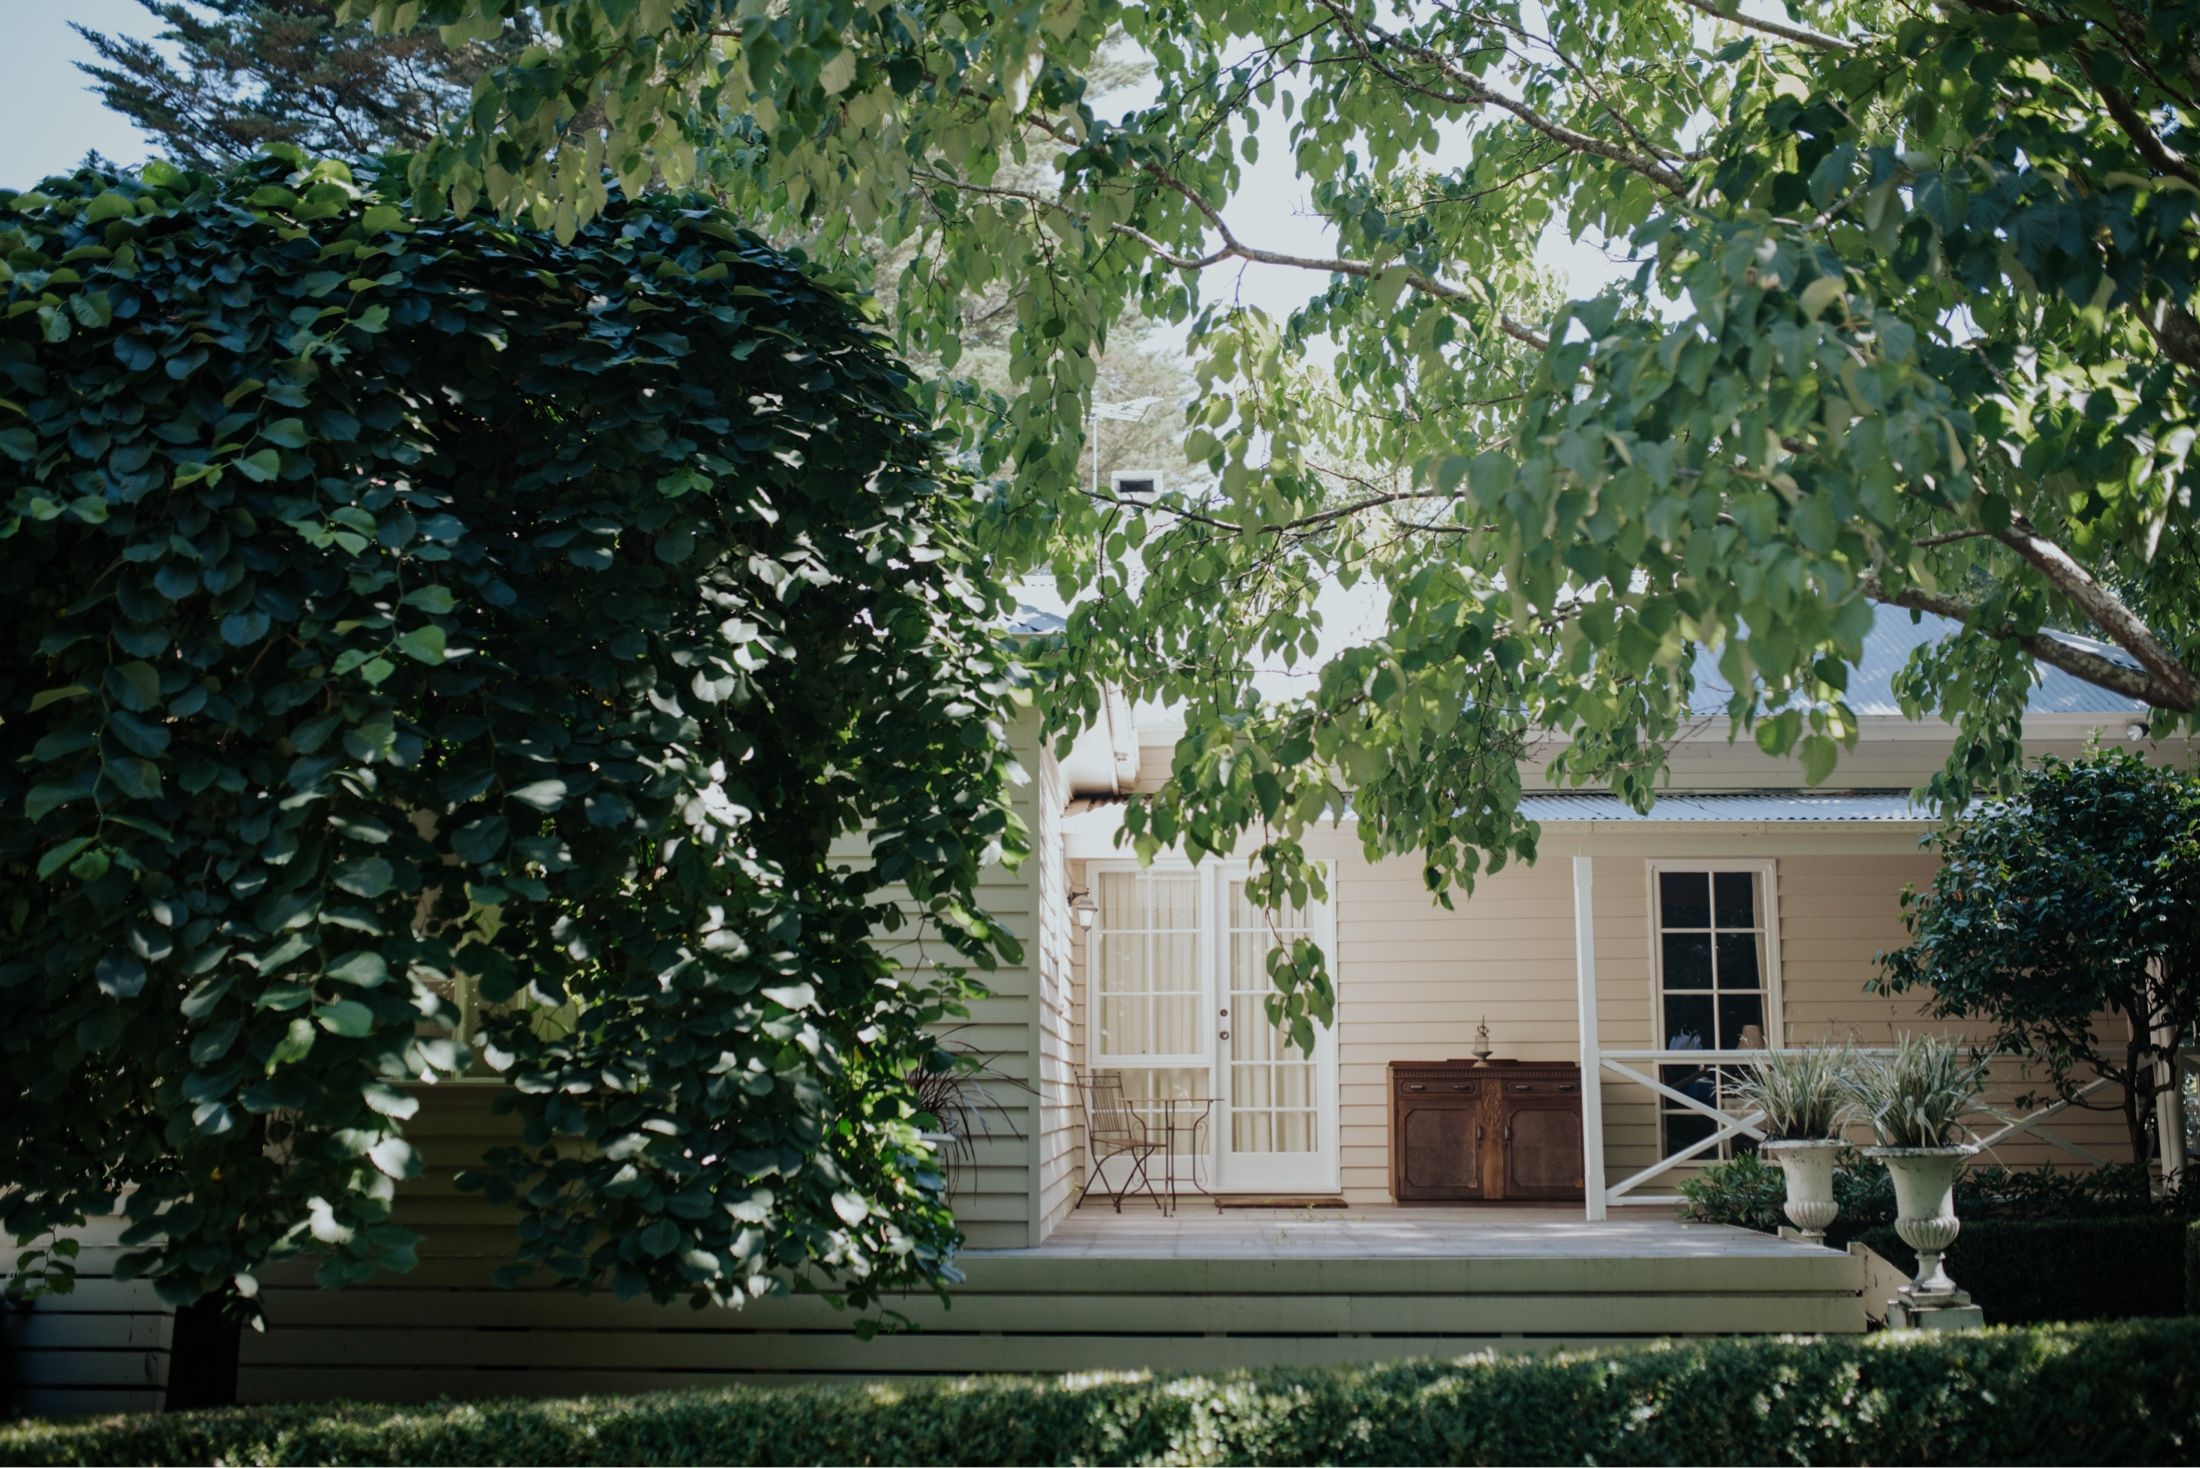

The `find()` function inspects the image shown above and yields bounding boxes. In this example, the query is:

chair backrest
[1077,1071,1145,1148]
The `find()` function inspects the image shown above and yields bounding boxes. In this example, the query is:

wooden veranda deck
[214,1204,1868,1403]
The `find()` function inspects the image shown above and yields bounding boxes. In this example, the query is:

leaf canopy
[0,149,1024,1314]
[363,2,2196,1028]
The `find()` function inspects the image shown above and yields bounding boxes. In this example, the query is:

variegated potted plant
[1847,1033,1990,1302]
[1736,1043,1856,1243]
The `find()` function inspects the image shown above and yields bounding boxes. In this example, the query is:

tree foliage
[0,151,1025,1317]
[73,1,540,170]
[357,1,2196,1032]
[1876,752,2200,1166]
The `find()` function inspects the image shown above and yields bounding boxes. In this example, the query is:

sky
[1,0,160,188]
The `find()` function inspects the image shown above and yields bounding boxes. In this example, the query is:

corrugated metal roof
[1517,791,1935,823]
[1687,606,2145,717]
[999,603,1067,635]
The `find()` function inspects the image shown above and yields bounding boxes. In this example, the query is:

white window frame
[1644,858,1783,1159]
[1643,858,1785,1045]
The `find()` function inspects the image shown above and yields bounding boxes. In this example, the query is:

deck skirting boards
[234,1238,1867,1404]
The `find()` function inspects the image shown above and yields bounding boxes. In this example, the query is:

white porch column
[2155,1015,2189,1183]
[1573,855,1608,1221]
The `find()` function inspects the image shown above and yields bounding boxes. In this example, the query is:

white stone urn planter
[1760,1138,1843,1242]
[1864,1143,1976,1302]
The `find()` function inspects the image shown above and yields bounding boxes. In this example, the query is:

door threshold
[1213,1195,1349,1209]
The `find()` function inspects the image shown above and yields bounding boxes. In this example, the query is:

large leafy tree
[0,152,1024,1315]
[1877,752,2200,1167]
[363,0,2195,1034]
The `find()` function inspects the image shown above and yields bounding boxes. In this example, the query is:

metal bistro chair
[1075,1072,1165,1213]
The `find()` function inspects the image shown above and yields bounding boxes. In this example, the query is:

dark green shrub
[3,1320,2198,1465]
[1684,1155,2192,1244]
[1,150,1022,1317]
[2188,1221,2200,1316]
[1862,1217,2190,1324]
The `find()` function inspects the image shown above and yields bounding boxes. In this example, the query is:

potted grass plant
[1736,1043,1856,1243]
[908,1026,1029,1202]
[1847,1033,1990,1303]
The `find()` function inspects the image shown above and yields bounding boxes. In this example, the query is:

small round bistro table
[1150,1095,1221,1214]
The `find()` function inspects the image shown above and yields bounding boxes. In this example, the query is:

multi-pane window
[1653,865,1775,1159]
[1093,870,1204,1065]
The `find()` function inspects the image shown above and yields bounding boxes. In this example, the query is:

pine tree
[72,1,533,169]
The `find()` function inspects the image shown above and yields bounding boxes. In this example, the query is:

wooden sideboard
[1387,1059,1586,1203]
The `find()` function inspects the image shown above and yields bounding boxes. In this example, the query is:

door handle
[1219,1029,1231,1041]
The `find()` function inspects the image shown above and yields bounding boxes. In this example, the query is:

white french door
[1088,862,1338,1195]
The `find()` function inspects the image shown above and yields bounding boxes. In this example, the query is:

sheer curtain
[1091,868,1319,1156]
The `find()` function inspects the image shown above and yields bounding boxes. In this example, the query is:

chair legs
[1076,1143,1166,1212]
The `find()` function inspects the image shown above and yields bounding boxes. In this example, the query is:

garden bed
[5,1319,2199,1465]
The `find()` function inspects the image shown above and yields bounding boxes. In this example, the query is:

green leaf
[327,952,391,988]
[314,1000,375,1038]
[36,837,95,880]
[105,661,161,712]
[395,625,447,663]
[1798,275,1845,321]
[511,780,568,812]
[234,448,283,482]
[268,1016,317,1070]
[96,951,148,1000]
[333,857,394,899]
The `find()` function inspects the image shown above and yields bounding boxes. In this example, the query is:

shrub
[3,1320,2198,1465]
[0,150,1022,1316]
[1862,1218,2190,1324]
[1683,1154,2193,1242]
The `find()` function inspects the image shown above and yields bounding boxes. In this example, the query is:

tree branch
[1311,0,1689,193]
[1859,575,2196,712]
[918,160,1552,352]
[1674,0,1856,52]
[1991,527,2200,708]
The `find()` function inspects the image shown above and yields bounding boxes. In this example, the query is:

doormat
[1215,1196,1348,1209]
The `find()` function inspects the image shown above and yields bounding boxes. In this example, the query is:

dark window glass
[1662,931,1714,990]
[1718,992,1767,1048]
[1662,1109,1716,1155]
[1659,870,1711,928]
[1661,1060,1720,1108]
[1716,931,1764,990]
[1662,992,1715,1051]
[1713,870,1757,928]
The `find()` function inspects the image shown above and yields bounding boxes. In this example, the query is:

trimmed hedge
[5,1320,2200,1465]
[1861,1217,2191,1324]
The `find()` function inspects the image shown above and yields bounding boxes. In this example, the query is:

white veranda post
[1574,856,1608,1221]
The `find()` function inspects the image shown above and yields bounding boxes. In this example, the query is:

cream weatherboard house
[9,608,2188,1413]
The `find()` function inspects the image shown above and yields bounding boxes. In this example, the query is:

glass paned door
[1217,876,1335,1192]
[1085,864,1338,1196]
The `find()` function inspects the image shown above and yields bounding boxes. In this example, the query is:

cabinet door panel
[1399,1098,1486,1197]
[1500,1099,1584,1199]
